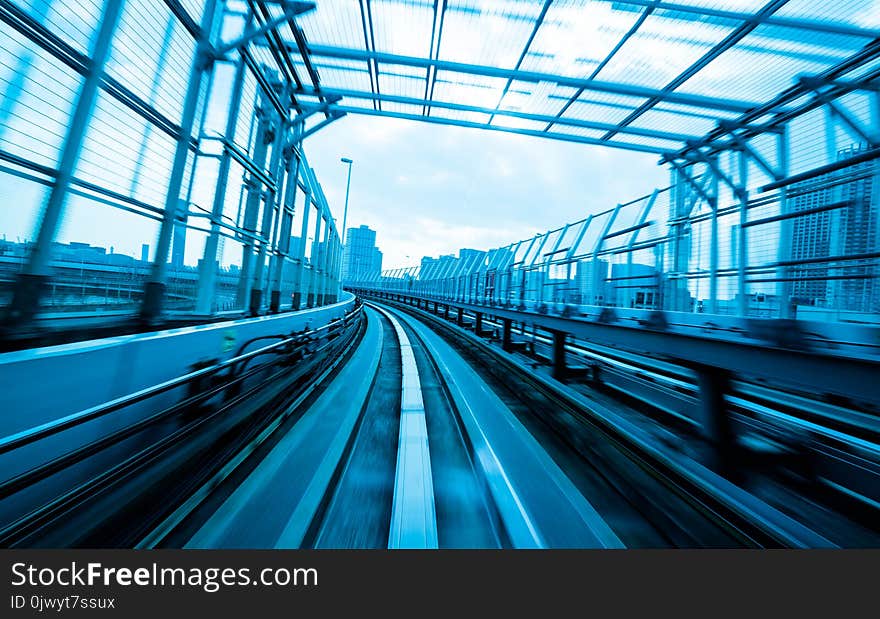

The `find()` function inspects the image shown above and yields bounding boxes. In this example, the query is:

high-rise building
[575,258,608,305]
[789,146,879,313]
[342,225,383,282]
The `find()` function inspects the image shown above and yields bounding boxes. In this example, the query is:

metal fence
[351,150,879,324]
[0,0,342,327]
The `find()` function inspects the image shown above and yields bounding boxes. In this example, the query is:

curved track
[3,298,877,548]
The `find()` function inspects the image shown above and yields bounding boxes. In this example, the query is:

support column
[306,205,323,307]
[291,180,311,309]
[142,0,219,321]
[250,89,287,315]
[552,330,567,381]
[707,163,720,315]
[317,218,330,306]
[269,145,300,313]
[474,311,483,335]
[456,307,463,326]
[196,15,248,315]
[236,95,272,312]
[695,365,736,472]
[776,128,793,319]
[5,0,124,329]
[737,150,749,316]
[502,318,512,352]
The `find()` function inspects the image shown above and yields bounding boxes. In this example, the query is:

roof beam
[299,44,762,113]
[292,102,670,154]
[296,86,697,142]
[600,0,791,142]
[669,41,880,160]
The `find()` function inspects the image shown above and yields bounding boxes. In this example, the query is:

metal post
[737,150,749,316]
[250,89,287,315]
[776,127,793,319]
[5,0,124,329]
[341,158,353,240]
[307,204,323,307]
[708,161,720,315]
[269,145,300,312]
[317,215,330,305]
[292,181,312,309]
[196,12,249,314]
[142,0,219,322]
[236,93,272,311]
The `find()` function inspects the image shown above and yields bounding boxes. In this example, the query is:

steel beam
[294,87,701,142]
[299,45,760,113]
[292,103,671,154]
[601,0,791,142]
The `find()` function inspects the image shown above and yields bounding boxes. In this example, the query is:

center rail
[371,304,438,549]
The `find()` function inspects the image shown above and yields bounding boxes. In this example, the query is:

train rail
[371,296,880,547]
[1,294,877,548]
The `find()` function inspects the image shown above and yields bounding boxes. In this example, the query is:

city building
[789,146,879,314]
[342,225,383,282]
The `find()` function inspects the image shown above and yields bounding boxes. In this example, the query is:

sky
[302,114,667,270]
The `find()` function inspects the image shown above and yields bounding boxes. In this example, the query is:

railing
[0,1,342,329]
[351,153,879,325]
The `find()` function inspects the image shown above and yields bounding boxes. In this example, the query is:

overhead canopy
[254,0,880,156]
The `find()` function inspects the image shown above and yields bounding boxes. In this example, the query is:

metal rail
[371,304,438,549]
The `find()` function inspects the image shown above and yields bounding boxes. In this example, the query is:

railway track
[373,297,880,547]
[2,296,876,548]
[150,301,866,548]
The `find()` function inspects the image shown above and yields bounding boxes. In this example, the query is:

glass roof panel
[431,70,508,109]
[437,1,545,69]
[549,126,607,140]
[595,11,739,89]
[291,0,877,154]
[371,0,435,58]
[675,25,863,102]
[774,0,880,28]
[490,116,548,131]
[522,0,646,79]
[498,81,572,117]
[559,94,642,126]
[628,109,718,138]
[297,1,365,49]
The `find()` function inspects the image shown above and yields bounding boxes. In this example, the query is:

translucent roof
[266,0,879,155]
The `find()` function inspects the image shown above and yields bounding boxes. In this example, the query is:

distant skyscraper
[789,147,878,312]
[342,225,382,281]
[171,225,186,269]
[141,244,149,263]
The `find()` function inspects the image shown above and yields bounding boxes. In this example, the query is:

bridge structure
[0,0,878,549]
